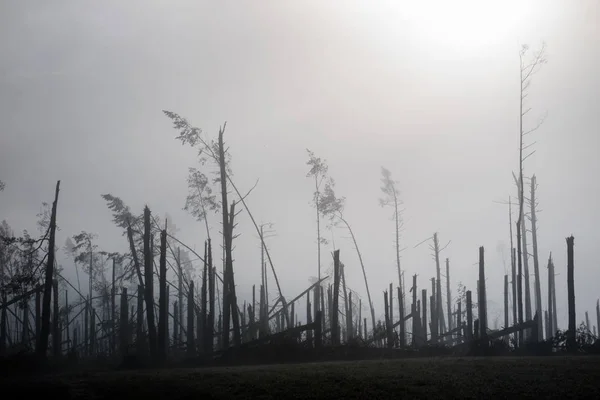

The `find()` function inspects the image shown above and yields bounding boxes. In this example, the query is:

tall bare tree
[515,42,547,343]
[379,167,406,333]
[306,149,332,317]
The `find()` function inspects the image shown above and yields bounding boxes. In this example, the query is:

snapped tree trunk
[201,242,208,352]
[37,180,60,358]
[158,229,167,363]
[187,281,195,356]
[208,244,215,351]
[422,289,427,342]
[530,175,543,340]
[504,275,509,331]
[433,234,446,336]
[566,236,576,352]
[217,125,241,348]
[120,287,129,356]
[331,250,340,345]
[511,248,517,339]
[517,221,524,346]
[466,290,473,341]
[478,247,488,346]
[136,285,144,355]
[111,258,116,355]
[177,248,183,346]
[446,258,452,333]
[596,300,600,341]
[547,254,554,337]
[143,207,157,361]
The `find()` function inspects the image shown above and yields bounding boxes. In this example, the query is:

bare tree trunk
[208,244,215,351]
[585,311,590,332]
[389,282,393,332]
[173,301,178,348]
[521,208,532,326]
[35,285,41,349]
[21,301,29,345]
[566,236,576,352]
[511,248,517,340]
[433,234,446,336]
[384,291,393,348]
[158,229,167,364]
[393,193,405,345]
[338,215,375,338]
[446,258,452,333]
[398,286,405,347]
[411,274,419,347]
[347,291,353,341]
[466,290,473,341]
[430,278,438,341]
[327,285,332,335]
[341,264,352,341]
[143,207,157,361]
[315,176,322,303]
[551,257,558,334]
[177,248,183,346]
[530,175,543,340]
[227,203,241,346]
[52,279,60,357]
[37,181,60,358]
[187,281,195,356]
[478,247,488,346]
[306,290,312,343]
[457,299,462,343]
[64,291,69,349]
[596,300,600,341]
[90,306,95,356]
[331,250,340,345]
[120,288,128,356]
[547,254,554,337]
[111,258,116,355]
[504,275,509,331]
[517,221,524,346]
[136,285,144,355]
[422,289,427,342]
[127,222,144,289]
[217,125,237,349]
[358,299,362,339]
[201,242,208,352]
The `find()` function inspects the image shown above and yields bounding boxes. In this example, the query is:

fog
[1,0,599,331]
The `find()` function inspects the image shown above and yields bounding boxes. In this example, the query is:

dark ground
[2,356,599,399]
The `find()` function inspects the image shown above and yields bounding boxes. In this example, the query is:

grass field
[4,356,600,399]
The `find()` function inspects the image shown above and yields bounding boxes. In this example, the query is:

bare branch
[414,236,433,249]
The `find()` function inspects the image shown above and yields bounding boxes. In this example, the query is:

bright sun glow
[399,0,530,53]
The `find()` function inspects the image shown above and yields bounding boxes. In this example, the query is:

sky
[1,0,599,332]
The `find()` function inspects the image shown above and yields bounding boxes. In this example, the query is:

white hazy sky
[1,1,599,330]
